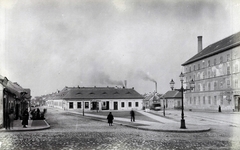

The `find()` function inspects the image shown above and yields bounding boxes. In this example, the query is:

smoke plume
[136,70,156,83]
[92,71,124,86]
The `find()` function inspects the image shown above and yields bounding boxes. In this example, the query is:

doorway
[114,102,118,110]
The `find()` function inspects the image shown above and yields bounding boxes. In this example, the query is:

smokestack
[155,81,157,93]
[124,80,127,88]
[198,36,202,53]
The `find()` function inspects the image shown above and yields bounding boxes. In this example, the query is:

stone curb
[0,120,51,132]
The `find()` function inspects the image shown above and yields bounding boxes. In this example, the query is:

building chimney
[198,36,202,53]
[124,80,127,88]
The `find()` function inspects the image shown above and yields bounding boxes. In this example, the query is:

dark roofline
[182,42,240,66]
[182,31,240,66]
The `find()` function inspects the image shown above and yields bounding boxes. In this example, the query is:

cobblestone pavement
[0,108,240,150]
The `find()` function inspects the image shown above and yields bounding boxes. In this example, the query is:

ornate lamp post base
[180,119,186,129]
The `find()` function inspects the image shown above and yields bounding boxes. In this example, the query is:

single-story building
[46,86,144,111]
[161,90,182,109]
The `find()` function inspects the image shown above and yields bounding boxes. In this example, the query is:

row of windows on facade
[186,64,239,82]
[192,79,239,92]
[65,101,140,109]
[185,53,239,73]
[187,95,231,105]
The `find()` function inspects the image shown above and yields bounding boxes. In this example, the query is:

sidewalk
[0,119,50,132]
[67,109,211,133]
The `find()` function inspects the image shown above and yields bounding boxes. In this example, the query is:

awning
[0,76,27,98]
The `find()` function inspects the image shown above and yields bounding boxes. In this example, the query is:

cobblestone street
[0,108,240,150]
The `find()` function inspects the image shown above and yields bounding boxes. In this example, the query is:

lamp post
[170,72,195,129]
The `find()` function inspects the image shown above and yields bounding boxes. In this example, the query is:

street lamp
[170,72,195,129]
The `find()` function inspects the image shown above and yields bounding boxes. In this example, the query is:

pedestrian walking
[36,108,41,119]
[107,112,114,126]
[130,109,135,122]
[22,109,29,128]
[9,108,15,129]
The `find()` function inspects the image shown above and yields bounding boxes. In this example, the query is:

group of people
[30,108,42,120]
[107,109,135,126]
[7,108,43,129]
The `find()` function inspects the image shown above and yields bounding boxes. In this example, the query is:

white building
[46,86,144,111]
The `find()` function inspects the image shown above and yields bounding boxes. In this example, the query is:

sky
[0,0,240,97]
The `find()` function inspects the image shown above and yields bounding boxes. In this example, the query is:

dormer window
[89,92,94,95]
[126,91,131,94]
[76,92,82,95]
[114,92,119,94]
[102,92,107,94]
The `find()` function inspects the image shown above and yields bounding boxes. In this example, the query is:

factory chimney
[155,81,157,93]
[198,36,202,53]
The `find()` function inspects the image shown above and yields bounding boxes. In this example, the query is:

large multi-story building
[182,31,240,112]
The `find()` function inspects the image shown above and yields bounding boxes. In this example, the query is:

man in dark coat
[130,109,135,122]
[22,109,29,128]
[107,112,114,126]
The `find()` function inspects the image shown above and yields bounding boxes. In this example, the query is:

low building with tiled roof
[46,86,144,111]
[161,90,182,109]
[182,31,240,111]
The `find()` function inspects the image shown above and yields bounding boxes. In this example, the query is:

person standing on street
[130,109,135,122]
[107,112,114,126]
[22,109,29,128]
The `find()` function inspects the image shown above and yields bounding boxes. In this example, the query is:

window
[214,59,217,65]
[208,71,211,78]
[194,97,196,105]
[203,83,205,91]
[198,97,201,105]
[235,64,239,72]
[220,56,223,63]
[135,102,139,107]
[77,102,81,108]
[213,70,216,77]
[85,102,89,109]
[208,60,211,67]
[227,66,230,74]
[194,65,196,71]
[227,54,230,61]
[208,96,211,104]
[198,84,201,91]
[203,96,205,105]
[69,102,73,109]
[235,79,239,88]
[203,72,205,79]
[208,82,211,91]
[203,61,205,68]
[227,80,230,88]
[121,102,125,107]
[220,82,223,88]
[128,102,132,107]
[189,97,192,104]
[189,66,191,72]
[214,82,217,90]
[198,64,200,70]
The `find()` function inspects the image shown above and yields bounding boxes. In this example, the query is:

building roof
[54,87,144,100]
[182,31,240,66]
[0,76,29,98]
[162,90,182,99]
